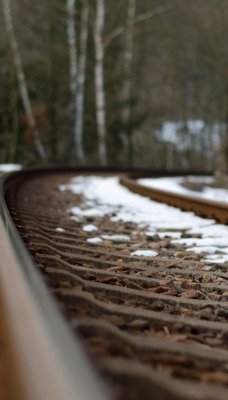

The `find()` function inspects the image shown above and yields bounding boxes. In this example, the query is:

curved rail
[0,168,111,400]
[120,175,228,223]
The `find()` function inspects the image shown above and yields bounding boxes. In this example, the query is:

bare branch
[104,5,171,49]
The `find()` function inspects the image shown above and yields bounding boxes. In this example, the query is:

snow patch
[173,237,228,248]
[87,237,103,244]
[186,246,219,255]
[131,249,158,257]
[145,230,156,237]
[158,231,182,239]
[204,254,228,264]
[187,224,228,238]
[83,224,98,232]
[70,207,105,218]
[0,164,21,172]
[69,216,80,222]
[55,227,65,232]
[101,234,130,242]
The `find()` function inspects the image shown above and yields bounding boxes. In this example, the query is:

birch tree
[94,0,107,166]
[67,0,89,163]
[2,0,47,162]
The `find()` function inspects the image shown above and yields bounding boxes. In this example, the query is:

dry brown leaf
[173,251,186,258]
[181,289,203,299]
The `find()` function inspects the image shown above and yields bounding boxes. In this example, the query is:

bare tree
[67,0,78,161]
[102,3,170,165]
[67,0,89,164]
[2,0,47,162]
[94,0,107,166]
[122,0,136,162]
[75,0,89,164]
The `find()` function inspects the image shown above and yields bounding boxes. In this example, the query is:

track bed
[5,171,228,400]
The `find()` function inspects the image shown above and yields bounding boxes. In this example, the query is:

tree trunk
[2,0,47,162]
[75,0,89,164]
[67,0,78,162]
[123,0,136,164]
[94,0,107,166]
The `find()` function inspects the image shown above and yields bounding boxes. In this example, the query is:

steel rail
[120,175,228,223]
[0,169,112,400]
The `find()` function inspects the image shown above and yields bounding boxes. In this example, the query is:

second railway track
[2,168,228,400]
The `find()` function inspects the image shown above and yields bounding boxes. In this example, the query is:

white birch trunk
[2,0,47,162]
[94,0,107,166]
[75,0,89,164]
[67,0,78,159]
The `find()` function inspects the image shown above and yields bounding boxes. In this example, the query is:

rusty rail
[120,175,228,223]
[0,169,111,400]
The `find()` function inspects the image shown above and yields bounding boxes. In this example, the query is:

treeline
[1,0,228,170]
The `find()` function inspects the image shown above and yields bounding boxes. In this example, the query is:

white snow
[60,176,228,264]
[70,207,106,217]
[69,216,80,222]
[173,237,228,247]
[186,246,219,255]
[55,227,65,232]
[101,234,130,242]
[145,229,156,237]
[157,231,182,239]
[0,164,21,172]
[131,250,158,257]
[204,255,228,264]
[87,237,103,244]
[83,224,98,232]
[187,224,228,238]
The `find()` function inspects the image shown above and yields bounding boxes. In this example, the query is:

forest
[1,0,228,171]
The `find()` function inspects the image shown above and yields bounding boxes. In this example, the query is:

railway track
[1,168,228,400]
